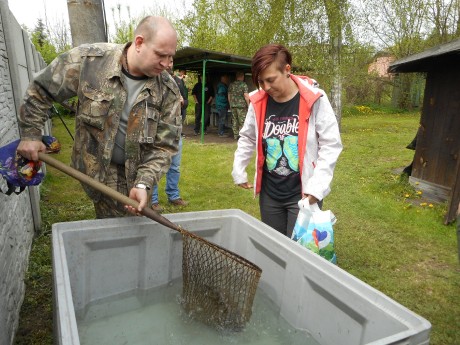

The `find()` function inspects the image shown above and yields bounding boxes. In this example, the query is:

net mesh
[180,229,262,331]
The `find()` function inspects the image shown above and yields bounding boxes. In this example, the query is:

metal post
[200,59,208,144]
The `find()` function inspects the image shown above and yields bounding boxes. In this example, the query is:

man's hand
[126,187,148,215]
[17,140,46,161]
[238,182,253,189]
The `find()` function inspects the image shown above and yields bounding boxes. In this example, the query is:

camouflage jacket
[228,80,249,108]
[18,43,181,200]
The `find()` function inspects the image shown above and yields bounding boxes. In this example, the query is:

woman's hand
[303,194,318,205]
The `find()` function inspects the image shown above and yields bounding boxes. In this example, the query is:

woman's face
[257,62,290,100]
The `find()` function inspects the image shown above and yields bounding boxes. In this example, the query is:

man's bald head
[128,16,178,77]
[134,16,177,44]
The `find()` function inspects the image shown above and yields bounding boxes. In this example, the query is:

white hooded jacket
[231,75,342,201]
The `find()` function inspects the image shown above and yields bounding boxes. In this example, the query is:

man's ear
[134,35,144,51]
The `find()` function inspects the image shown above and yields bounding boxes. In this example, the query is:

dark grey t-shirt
[111,68,147,165]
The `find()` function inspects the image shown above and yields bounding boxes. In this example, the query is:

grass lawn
[15,110,459,344]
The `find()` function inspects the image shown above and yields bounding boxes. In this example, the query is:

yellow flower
[429,204,433,208]
[416,191,422,195]
[404,193,410,198]
[420,202,427,207]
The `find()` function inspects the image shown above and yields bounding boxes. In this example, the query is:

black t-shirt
[262,92,301,200]
[191,82,214,104]
[173,75,186,99]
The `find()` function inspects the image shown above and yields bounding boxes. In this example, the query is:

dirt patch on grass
[182,124,238,144]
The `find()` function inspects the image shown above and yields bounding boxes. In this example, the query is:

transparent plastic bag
[291,199,337,264]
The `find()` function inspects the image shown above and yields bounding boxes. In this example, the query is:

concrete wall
[0,1,47,344]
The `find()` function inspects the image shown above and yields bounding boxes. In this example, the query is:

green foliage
[177,0,459,110]
[26,0,460,111]
[110,4,135,43]
[343,103,412,117]
[108,3,174,44]
[30,19,58,64]
[340,43,392,105]
[176,0,371,107]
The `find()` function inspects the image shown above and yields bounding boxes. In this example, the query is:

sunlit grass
[15,111,459,345]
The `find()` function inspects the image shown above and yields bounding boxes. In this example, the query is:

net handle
[38,152,182,232]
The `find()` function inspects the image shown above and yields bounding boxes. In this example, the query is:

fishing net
[180,229,262,331]
[33,153,262,331]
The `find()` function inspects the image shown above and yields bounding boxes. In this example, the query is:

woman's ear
[285,64,291,75]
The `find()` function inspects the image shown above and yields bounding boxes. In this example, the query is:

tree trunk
[323,0,344,130]
[330,36,342,129]
[67,0,107,46]
[457,0,460,36]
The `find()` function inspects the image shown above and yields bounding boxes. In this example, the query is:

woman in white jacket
[232,44,342,237]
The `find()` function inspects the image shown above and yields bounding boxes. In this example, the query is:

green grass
[15,112,459,344]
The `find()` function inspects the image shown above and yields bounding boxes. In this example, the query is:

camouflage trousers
[93,162,138,219]
[231,107,248,139]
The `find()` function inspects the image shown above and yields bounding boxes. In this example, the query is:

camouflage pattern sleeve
[134,72,182,188]
[18,48,82,140]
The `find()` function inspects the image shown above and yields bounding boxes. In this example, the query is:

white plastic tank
[52,209,431,345]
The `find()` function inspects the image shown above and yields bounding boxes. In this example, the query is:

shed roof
[389,37,460,73]
[173,46,252,73]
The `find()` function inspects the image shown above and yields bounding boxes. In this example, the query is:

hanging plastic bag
[0,136,61,195]
[291,199,337,264]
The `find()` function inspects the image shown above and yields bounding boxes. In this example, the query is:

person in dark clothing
[177,69,188,126]
[192,75,214,135]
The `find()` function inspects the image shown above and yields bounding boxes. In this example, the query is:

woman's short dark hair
[251,44,292,86]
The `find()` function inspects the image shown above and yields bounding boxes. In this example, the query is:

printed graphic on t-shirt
[263,114,299,176]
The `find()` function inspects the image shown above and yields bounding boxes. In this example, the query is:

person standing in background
[177,69,189,126]
[228,71,250,140]
[151,60,188,212]
[150,137,187,213]
[216,75,230,137]
[192,75,214,136]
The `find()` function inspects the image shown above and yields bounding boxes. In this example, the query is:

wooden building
[389,38,460,224]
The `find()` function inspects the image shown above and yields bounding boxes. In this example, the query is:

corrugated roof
[388,37,460,73]
[173,46,252,73]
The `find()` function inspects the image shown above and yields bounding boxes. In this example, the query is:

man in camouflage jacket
[17,16,181,217]
[228,71,250,139]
